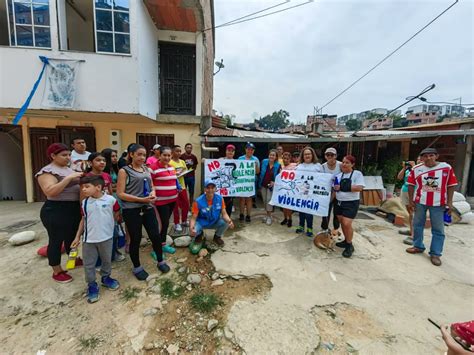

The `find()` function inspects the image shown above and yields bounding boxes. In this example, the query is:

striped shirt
[407,162,457,206]
[150,161,179,206]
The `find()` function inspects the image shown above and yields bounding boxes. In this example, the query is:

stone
[176,257,187,263]
[187,274,202,285]
[174,236,192,247]
[207,319,218,332]
[144,343,155,351]
[151,299,163,310]
[211,279,224,287]
[146,274,159,283]
[186,284,193,291]
[224,327,234,341]
[167,343,179,354]
[177,267,186,274]
[326,308,337,318]
[231,275,243,280]
[214,329,224,338]
[8,231,36,246]
[196,257,203,262]
[357,293,366,299]
[211,272,220,281]
[149,285,161,294]
[170,326,175,332]
[143,308,158,317]
[166,235,173,246]
[198,248,209,257]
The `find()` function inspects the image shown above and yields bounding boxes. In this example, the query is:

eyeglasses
[325,153,335,157]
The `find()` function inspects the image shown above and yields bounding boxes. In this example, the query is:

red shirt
[150,161,179,206]
[407,162,457,206]
[180,153,198,177]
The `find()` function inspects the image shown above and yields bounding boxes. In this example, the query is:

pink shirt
[146,156,159,166]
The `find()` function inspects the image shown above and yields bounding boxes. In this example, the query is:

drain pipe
[201,143,219,152]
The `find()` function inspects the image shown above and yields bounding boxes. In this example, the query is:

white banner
[42,59,80,108]
[269,169,333,216]
[204,159,256,197]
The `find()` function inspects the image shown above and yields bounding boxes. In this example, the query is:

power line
[319,0,459,111]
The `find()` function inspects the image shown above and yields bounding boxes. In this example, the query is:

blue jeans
[299,212,313,230]
[195,218,229,238]
[413,203,445,257]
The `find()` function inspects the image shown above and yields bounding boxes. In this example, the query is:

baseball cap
[204,179,216,188]
[152,144,161,150]
[226,144,236,150]
[419,147,438,156]
[246,142,256,149]
[325,147,337,155]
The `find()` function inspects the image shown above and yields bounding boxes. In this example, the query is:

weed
[160,278,184,299]
[190,292,222,313]
[79,335,101,350]
[120,286,141,301]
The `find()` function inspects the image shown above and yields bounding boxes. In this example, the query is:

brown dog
[313,230,337,251]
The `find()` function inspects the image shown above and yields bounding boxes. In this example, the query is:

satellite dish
[215,59,225,69]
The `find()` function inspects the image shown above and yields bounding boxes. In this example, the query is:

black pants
[224,197,233,217]
[321,201,340,230]
[155,202,176,240]
[122,206,164,267]
[40,200,81,267]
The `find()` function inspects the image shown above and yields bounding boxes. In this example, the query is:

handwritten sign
[204,159,256,197]
[270,169,333,216]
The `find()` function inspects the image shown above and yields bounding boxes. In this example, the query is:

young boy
[72,175,120,303]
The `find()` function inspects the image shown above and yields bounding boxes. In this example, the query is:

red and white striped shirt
[150,161,179,206]
[407,162,457,206]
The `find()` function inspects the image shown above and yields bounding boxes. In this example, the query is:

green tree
[223,114,235,127]
[345,119,362,130]
[255,109,290,131]
[391,114,407,128]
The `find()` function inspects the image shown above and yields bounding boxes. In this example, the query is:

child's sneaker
[52,271,73,283]
[158,261,170,273]
[306,228,314,238]
[101,276,120,290]
[133,268,149,281]
[87,282,100,303]
[163,245,176,254]
[114,253,126,262]
[295,226,304,234]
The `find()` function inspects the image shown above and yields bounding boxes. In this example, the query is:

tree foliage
[345,119,362,131]
[255,109,290,131]
[223,114,235,127]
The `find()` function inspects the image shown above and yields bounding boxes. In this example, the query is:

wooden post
[461,135,472,195]
[401,140,410,160]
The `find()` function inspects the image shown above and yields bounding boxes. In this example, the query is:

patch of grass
[79,335,101,350]
[120,286,141,302]
[160,278,184,299]
[190,292,222,313]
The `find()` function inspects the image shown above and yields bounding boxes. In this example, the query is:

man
[276,145,284,165]
[170,145,189,232]
[406,147,458,266]
[180,143,198,205]
[146,144,161,166]
[190,180,234,247]
[70,137,91,172]
[238,142,260,222]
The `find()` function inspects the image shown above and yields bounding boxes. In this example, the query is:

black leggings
[155,202,176,240]
[122,206,164,267]
[224,197,233,217]
[321,201,340,230]
[40,200,81,267]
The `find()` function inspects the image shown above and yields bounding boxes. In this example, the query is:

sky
[212,0,474,124]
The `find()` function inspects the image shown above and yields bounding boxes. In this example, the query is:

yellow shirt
[170,159,187,189]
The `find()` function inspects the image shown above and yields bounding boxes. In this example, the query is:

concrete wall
[0,132,26,200]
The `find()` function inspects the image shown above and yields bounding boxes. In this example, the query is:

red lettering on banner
[281,171,295,180]
[207,160,221,172]
[220,188,228,196]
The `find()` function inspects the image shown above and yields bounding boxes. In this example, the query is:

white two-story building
[0,0,215,202]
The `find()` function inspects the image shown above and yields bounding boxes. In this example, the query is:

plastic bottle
[333,177,339,186]
[443,208,452,225]
[66,248,78,270]
[143,178,150,196]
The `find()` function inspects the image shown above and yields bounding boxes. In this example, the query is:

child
[72,175,120,303]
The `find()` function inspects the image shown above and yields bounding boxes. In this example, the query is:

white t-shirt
[71,150,91,172]
[81,194,120,243]
[296,162,323,173]
[322,161,342,176]
[335,170,365,201]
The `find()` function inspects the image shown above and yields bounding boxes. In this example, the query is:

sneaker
[52,271,73,284]
[87,282,100,303]
[245,215,251,223]
[296,226,304,234]
[280,219,288,226]
[213,235,225,246]
[114,253,126,262]
[158,261,171,273]
[342,244,354,258]
[101,276,120,290]
[75,257,84,267]
[287,219,292,228]
[398,229,411,236]
[239,214,244,222]
[306,228,314,238]
[174,224,183,233]
[403,237,413,245]
[163,245,176,254]
[336,240,349,248]
[266,217,273,226]
[134,269,149,281]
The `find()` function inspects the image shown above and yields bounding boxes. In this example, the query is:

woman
[36,143,83,283]
[149,146,179,258]
[258,149,281,225]
[221,144,236,217]
[295,147,322,237]
[102,148,119,191]
[280,151,297,227]
[321,147,342,235]
[333,155,365,258]
[116,144,170,281]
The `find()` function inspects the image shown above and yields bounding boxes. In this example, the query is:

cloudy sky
[212,0,473,124]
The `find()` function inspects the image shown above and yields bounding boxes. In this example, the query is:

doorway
[57,126,96,152]
[0,125,26,200]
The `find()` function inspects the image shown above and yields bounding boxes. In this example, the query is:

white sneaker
[175,224,183,232]
[266,217,273,225]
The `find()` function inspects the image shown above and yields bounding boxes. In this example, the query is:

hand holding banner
[204,159,256,197]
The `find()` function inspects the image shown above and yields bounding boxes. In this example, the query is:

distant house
[406,112,438,126]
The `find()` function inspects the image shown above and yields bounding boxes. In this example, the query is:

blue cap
[204,179,216,188]
[246,142,256,149]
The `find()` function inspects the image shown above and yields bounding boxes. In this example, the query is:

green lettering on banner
[239,162,245,169]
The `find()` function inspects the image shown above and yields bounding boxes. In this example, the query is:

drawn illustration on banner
[204,159,256,197]
[42,59,80,108]
[270,169,333,216]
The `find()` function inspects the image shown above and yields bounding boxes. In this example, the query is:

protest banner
[204,159,256,197]
[269,169,332,216]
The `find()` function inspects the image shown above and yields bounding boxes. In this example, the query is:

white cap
[152,144,161,150]
[325,147,337,155]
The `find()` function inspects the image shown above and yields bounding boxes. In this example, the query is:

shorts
[334,200,360,219]
[400,191,410,206]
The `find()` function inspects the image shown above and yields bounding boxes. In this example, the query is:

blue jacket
[196,194,223,227]
[258,159,281,188]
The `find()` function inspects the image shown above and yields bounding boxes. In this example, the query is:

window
[6,0,51,48]
[94,0,130,54]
